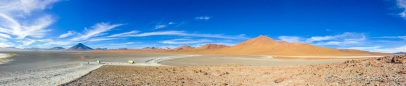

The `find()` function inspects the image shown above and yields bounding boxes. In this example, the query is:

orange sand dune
[196,35,388,56]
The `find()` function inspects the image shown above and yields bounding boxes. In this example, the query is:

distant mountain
[94,48,107,50]
[142,47,171,50]
[173,45,195,50]
[142,47,158,50]
[49,47,65,50]
[66,43,93,51]
[394,52,406,54]
[197,44,228,50]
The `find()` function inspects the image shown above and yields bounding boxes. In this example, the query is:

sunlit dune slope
[192,35,388,56]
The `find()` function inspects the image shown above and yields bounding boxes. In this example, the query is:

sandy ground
[161,54,347,66]
[0,51,190,86]
[1,51,402,85]
[0,62,102,86]
[63,55,406,86]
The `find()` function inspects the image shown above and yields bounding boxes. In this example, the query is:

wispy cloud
[0,0,60,47]
[160,38,213,44]
[196,16,210,20]
[306,32,365,46]
[0,33,11,39]
[397,0,406,19]
[375,36,406,40]
[168,22,175,25]
[0,42,13,47]
[70,22,123,41]
[88,38,117,42]
[343,45,406,53]
[18,39,36,46]
[0,0,58,40]
[278,36,302,42]
[108,30,139,37]
[59,31,76,38]
[119,31,247,39]
[155,25,166,29]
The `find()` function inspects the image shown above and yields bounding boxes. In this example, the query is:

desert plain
[0,36,405,86]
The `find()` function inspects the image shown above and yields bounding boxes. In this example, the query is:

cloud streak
[160,38,213,44]
[155,25,166,29]
[398,0,406,19]
[344,45,406,53]
[59,31,76,38]
[306,32,365,45]
[278,36,302,42]
[108,30,139,37]
[109,30,247,39]
[196,16,210,20]
[375,36,406,40]
[70,22,123,41]
[0,0,60,47]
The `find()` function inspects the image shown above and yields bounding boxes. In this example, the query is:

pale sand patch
[0,62,102,86]
[103,55,200,66]
[0,53,13,65]
[161,54,349,66]
[0,52,199,86]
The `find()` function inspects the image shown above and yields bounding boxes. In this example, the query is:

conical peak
[67,43,94,51]
[77,43,84,46]
[251,35,276,42]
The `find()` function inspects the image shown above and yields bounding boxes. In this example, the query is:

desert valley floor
[0,51,405,86]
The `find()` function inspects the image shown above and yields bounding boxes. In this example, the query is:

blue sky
[0,0,405,53]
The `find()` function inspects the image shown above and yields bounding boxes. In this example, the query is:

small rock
[274,78,285,83]
[220,83,228,86]
[400,59,406,64]
[399,70,406,74]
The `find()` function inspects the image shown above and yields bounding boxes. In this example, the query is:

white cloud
[124,31,247,39]
[131,31,186,37]
[155,25,166,29]
[108,30,139,37]
[59,31,75,38]
[88,38,116,42]
[124,42,136,45]
[397,0,406,19]
[168,22,175,25]
[15,39,37,47]
[0,0,59,48]
[375,36,406,40]
[344,45,406,53]
[70,22,123,41]
[196,16,210,20]
[0,33,11,38]
[160,38,213,44]
[0,42,13,47]
[344,46,381,50]
[306,32,365,45]
[278,36,301,42]
[0,0,59,15]
[44,40,73,46]
[0,0,58,40]
[316,40,362,46]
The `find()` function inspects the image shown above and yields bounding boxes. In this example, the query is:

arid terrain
[63,55,406,86]
[1,36,399,86]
